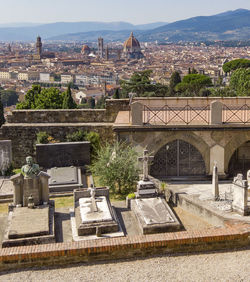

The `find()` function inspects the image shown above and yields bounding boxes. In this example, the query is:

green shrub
[36,131,49,144]
[66,130,85,142]
[127,193,136,199]
[84,131,101,158]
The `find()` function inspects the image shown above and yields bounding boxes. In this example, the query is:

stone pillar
[232,174,249,216]
[212,163,219,200]
[131,102,143,125]
[10,173,23,207]
[38,171,50,204]
[210,101,222,125]
[247,170,250,188]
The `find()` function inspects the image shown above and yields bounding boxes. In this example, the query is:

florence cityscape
[0,0,249,281]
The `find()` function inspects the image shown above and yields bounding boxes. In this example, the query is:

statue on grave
[21,156,40,178]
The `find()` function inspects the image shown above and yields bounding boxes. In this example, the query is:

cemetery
[0,97,249,270]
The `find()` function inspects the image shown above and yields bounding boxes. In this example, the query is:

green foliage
[209,87,236,97]
[223,59,250,73]
[175,74,212,96]
[89,142,139,195]
[84,131,101,158]
[95,96,106,109]
[169,71,181,96]
[113,88,120,99]
[229,68,250,96]
[88,97,95,109]
[66,130,100,158]
[16,85,76,109]
[120,70,168,97]
[36,131,49,144]
[0,90,18,106]
[62,85,77,109]
[66,130,85,142]
[127,193,136,199]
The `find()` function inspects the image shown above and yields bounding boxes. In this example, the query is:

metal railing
[143,104,210,125]
[222,104,250,124]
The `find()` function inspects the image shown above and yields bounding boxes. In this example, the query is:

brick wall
[0,223,249,271]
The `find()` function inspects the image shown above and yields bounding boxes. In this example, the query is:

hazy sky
[1,0,250,24]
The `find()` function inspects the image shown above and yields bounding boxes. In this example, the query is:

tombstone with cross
[136,149,157,197]
[138,149,154,181]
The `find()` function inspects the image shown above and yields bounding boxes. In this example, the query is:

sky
[0,0,250,24]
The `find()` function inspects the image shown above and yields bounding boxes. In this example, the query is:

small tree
[62,85,77,109]
[113,88,120,99]
[88,97,95,109]
[89,142,139,195]
[169,71,181,96]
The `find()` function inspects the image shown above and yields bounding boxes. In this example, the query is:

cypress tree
[62,85,77,109]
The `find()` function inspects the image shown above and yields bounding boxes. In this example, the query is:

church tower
[36,36,42,57]
[98,37,104,58]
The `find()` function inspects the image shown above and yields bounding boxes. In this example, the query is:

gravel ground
[1,249,249,282]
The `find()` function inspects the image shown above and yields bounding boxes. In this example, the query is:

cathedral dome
[123,32,141,52]
[81,44,91,54]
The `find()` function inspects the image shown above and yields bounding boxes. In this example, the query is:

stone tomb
[71,187,123,239]
[131,150,181,234]
[47,166,83,192]
[2,157,55,247]
[131,197,181,234]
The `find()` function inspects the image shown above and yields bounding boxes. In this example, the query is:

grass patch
[0,203,9,214]
[51,196,73,208]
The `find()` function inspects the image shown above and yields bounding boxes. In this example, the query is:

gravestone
[47,166,83,192]
[3,157,55,247]
[0,140,12,175]
[131,150,181,234]
[71,187,122,238]
[137,150,157,197]
[232,174,249,216]
[36,141,90,169]
[212,162,219,200]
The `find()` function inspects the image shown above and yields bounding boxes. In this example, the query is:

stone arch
[224,132,250,174]
[146,131,210,175]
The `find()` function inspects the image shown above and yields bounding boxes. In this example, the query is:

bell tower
[36,36,42,57]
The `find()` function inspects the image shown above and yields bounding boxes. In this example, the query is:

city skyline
[0,0,250,25]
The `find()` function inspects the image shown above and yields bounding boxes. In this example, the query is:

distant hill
[0,9,249,42]
[138,9,250,42]
[0,21,167,41]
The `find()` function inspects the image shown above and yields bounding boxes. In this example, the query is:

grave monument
[131,150,181,234]
[2,156,55,247]
[71,185,123,239]
[232,173,249,216]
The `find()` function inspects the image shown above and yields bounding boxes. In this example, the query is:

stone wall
[1,124,114,167]
[6,99,130,124]
[1,99,130,167]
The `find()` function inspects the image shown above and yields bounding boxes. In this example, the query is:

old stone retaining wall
[1,99,130,167]
[1,124,114,167]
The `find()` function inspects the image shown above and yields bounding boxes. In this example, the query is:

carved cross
[138,149,154,181]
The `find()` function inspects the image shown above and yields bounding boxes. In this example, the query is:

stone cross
[212,162,219,200]
[138,149,154,181]
[87,185,102,213]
